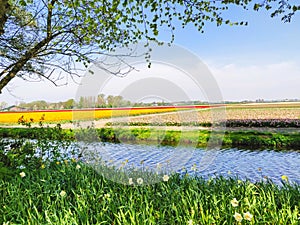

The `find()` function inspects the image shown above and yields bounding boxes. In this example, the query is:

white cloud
[1,60,299,105]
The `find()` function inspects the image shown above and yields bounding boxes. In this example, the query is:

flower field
[107,103,300,128]
[0,105,210,124]
[1,102,300,127]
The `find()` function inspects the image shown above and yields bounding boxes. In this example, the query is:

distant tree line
[2,97,299,111]
[6,95,174,111]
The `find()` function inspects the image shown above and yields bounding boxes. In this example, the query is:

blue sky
[170,7,300,101]
[172,6,300,66]
[1,6,300,105]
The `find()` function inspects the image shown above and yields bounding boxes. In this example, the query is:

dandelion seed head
[104,193,111,199]
[19,172,26,178]
[231,198,239,207]
[128,178,134,185]
[163,175,169,182]
[243,212,253,221]
[187,219,193,225]
[137,178,143,185]
[234,212,243,222]
[60,190,66,197]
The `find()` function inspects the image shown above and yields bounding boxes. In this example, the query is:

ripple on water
[82,142,300,184]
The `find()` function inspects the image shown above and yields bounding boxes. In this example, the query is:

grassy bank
[1,126,300,150]
[1,162,300,224]
[1,122,300,224]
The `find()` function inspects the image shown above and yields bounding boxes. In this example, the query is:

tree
[0,101,7,110]
[106,95,115,108]
[63,99,75,109]
[96,94,106,108]
[0,0,299,94]
[0,0,9,35]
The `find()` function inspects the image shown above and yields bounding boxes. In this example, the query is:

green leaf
[19,0,27,6]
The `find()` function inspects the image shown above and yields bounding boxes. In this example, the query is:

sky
[1,4,300,105]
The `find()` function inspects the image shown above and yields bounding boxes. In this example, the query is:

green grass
[1,162,300,224]
[1,127,300,150]
[1,122,300,224]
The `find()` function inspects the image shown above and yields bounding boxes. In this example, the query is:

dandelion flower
[231,198,239,207]
[19,172,26,178]
[163,175,169,182]
[234,212,243,222]
[76,164,81,169]
[41,164,45,169]
[56,161,60,165]
[243,212,253,221]
[60,190,66,197]
[128,178,134,185]
[137,178,143,185]
[281,175,288,182]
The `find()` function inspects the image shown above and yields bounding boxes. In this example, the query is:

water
[81,142,300,184]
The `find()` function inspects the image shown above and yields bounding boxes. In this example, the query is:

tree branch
[0,31,62,93]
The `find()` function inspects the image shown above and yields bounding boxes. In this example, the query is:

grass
[1,118,300,224]
[1,126,300,150]
[1,162,300,224]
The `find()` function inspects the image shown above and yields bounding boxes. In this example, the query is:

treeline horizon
[1,95,299,111]
[3,95,202,111]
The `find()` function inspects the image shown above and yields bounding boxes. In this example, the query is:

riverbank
[1,126,300,150]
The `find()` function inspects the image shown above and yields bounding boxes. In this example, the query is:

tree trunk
[0,0,10,35]
[0,61,28,93]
